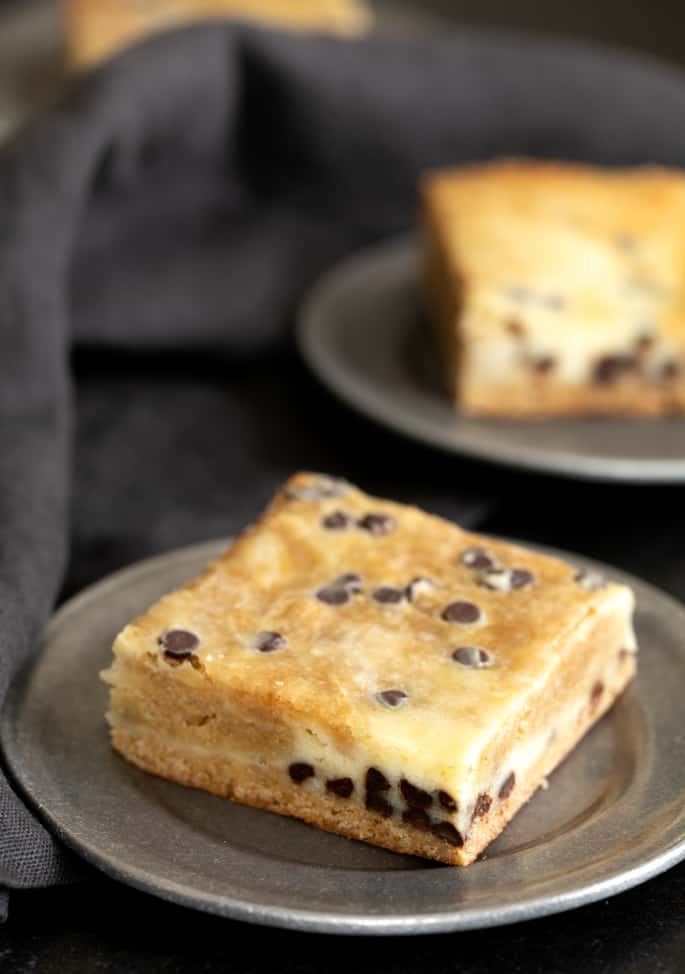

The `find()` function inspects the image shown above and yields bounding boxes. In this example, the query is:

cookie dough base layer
[111,654,634,866]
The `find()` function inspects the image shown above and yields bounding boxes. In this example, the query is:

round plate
[2,539,685,934]
[297,237,685,482]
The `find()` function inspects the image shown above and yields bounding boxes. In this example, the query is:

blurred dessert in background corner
[422,160,685,419]
[63,0,374,69]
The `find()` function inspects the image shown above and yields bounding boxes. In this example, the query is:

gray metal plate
[297,237,685,482]
[2,539,684,934]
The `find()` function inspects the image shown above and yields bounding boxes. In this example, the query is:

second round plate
[2,539,685,934]
[298,236,685,482]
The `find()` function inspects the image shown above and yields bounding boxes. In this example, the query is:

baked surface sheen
[422,160,685,417]
[103,473,637,864]
[64,0,373,68]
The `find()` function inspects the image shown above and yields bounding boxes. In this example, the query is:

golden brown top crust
[114,473,634,774]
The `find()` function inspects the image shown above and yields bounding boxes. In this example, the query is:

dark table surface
[1,351,684,973]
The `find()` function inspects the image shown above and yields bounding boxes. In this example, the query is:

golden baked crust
[421,159,685,418]
[63,0,373,69]
[102,472,637,864]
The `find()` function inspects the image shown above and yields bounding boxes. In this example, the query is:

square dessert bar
[422,160,685,417]
[102,473,637,865]
[64,0,373,70]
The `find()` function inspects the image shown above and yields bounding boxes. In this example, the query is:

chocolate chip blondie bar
[102,473,637,864]
[64,0,373,70]
[422,160,685,417]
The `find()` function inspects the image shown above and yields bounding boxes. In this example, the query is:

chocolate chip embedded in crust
[478,567,534,592]
[366,793,394,818]
[358,513,396,536]
[373,586,405,605]
[431,822,464,847]
[158,629,200,659]
[472,793,492,821]
[452,646,493,669]
[438,790,458,813]
[376,689,408,709]
[532,355,557,374]
[591,681,604,708]
[366,767,390,793]
[322,510,353,530]
[461,546,501,572]
[405,576,437,601]
[400,779,433,809]
[252,631,287,653]
[593,354,636,385]
[511,569,535,590]
[289,762,315,784]
[661,359,680,380]
[402,808,431,831]
[498,772,516,801]
[286,476,350,501]
[316,585,350,606]
[574,569,607,592]
[326,777,354,798]
[336,573,363,593]
[506,318,526,338]
[442,601,482,624]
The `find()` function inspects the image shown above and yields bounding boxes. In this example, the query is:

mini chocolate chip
[358,513,396,536]
[452,646,492,669]
[431,822,464,847]
[479,567,534,591]
[574,569,607,592]
[366,767,390,792]
[405,577,436,601]
[286,476,350,501]
[472,793,492,821]
[442,600,482,624]
[252,631,286,653]
[289,762,315,784]
[461,546,500,572]
[498,772,516,801]
[316,585,350,606]
[336,573,363,593]
[532,355,556,374]
[322,510,353,530]
[326,777,354,798]
[376,689,408,708]
[400,779,433,809]
[373,586,405,604]
[661,359,680,380]
[438,790,458,813]
[403,808,431,831]
[593,354,636,385]
[158,629,200,659]
[511,569,535,590]
[506,318,526,337]
[366,793,394,818]
[591,681,604,707]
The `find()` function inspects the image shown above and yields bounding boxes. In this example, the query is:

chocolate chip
[316,585,350,606]
[635,332,654,351]
[402,808,431,831]
[574,569,607,592]
[442,600,482,624]
[358,513,396,536]
[591,681,604,708]
[479,567,534,591]
[460,546,500,571]
[366,793,394,818]
[286,476,351,501]
[289,762,315,784]
[472,793,492,821]
[510,569,535,590]
[593,354,636,385]
[661,359,680,380]
[326,777,354,798]
[431,822,464,847]
[158,629,200,659]
[252,631,286,653]
[366,767,390,792]
[405,577,436,601]
[336,573,363,593]
[532,355,556,374]
[322,510,353,530]
[498,772,516,801]
[376,689,408,708]
[373,586,405,604]
[400,779,433,809]
[451,646,492,669]
[438,790,458,813]
[506,318,526,337]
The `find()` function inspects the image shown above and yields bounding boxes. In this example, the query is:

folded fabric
[3,20,685,915]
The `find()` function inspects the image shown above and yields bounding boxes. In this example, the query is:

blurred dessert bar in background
[63,0,373,69]
[422,160,685,418]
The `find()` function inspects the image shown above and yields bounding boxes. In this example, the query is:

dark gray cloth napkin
[4,21,685,917]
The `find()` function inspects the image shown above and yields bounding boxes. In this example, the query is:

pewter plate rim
[297,235,685,483]
[2,538,685,935]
